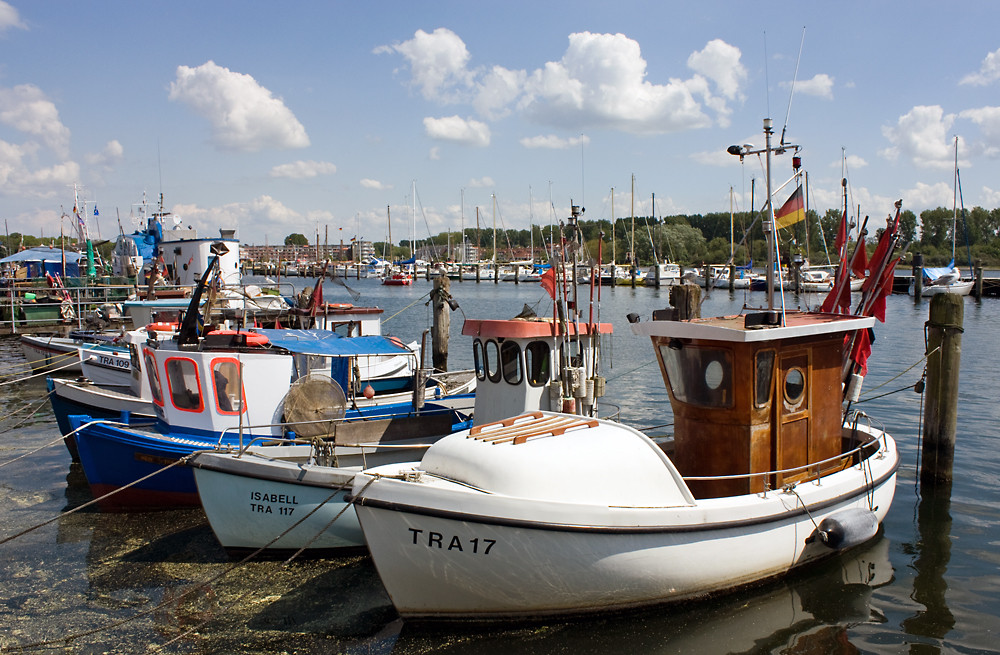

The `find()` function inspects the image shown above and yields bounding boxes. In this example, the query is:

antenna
[763,31,770,119]
[780,27,806,147]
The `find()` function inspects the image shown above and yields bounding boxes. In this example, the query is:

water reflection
[902,484,954,652]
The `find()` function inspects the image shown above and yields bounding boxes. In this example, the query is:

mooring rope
[2,470,379,652]
[856,346,938,400]
[0,431,193,547]
[154,476,380,651]
[0,355,82,386]
[382,291,431,325]
[0,434,65,469]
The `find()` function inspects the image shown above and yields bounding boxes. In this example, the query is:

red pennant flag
[539,267,557,299]
[849,328,873,377]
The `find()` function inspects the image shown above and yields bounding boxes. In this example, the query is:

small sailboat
[909,136,974,297]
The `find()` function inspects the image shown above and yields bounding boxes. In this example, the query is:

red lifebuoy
[146,322,180,332]
[326,303,353,309]
[207,329,269,347]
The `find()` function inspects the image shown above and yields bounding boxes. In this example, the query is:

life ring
[208,329,269,347]
[325,303,352,309]
[387,336,407,350]
[147,321,179,332]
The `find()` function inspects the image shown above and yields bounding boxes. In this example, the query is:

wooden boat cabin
[632,310,875,499]
[462,317,612,425]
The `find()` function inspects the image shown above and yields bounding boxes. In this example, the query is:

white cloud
[473,65,526,120]
[519,134,590,149]
[0,84,71,158]
[383,29,747,136]
[168,61,309,152]
[827,153,868,170]
[377,28,473,102]
[467,176,494,188]
[960,47,1000,86]
[789,73,834,100]
[900,181,953,209]
[171,195,305,238]
[981,186,1000,207]
[269,160,337,179]
[85,140,124,169]
[520,32,730,133]
[0,1,26,32]
[428,146,441,160]
[0,137,78,198]
[880,105,956,169]
[423,115,490,146]
[687,39,747,101]
[360,178,391,190]
[959,106,1000,156]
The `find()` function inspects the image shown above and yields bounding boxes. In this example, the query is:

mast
[630,174,635,265]
[410,180,416,260]
[611,187,616,265]
[460,189,465,264]
[763,119,776,310]
[386,205,392,260]
[952,135,959,264]
[491,193,497,264]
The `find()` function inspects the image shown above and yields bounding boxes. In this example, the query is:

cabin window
[165,357,203,412]
[755,350,775,407]
[659,344,733,408]
[784,368,806,406]
[473,339,486,381]
[525,341,550,387]
[500,341,522,385]
[144,348,163,406]
[485,339,501,383]
[212,358,245,415]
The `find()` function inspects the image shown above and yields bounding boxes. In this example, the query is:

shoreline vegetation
[6,204,999,269]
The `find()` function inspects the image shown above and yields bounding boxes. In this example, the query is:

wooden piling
[431,276,451,372]
[912,252,924,300]
[921,292,963,487]
[974,261,983,300]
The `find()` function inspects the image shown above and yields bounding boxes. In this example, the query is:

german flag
[774,186,805,229]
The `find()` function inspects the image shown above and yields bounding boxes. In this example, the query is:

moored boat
[350,117,904,621]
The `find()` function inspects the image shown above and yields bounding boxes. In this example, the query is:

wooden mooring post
[921,292,963,487]
[430,275,452,372]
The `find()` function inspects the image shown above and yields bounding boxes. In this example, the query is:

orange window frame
[164,356,204,413]
[211,357,247,416]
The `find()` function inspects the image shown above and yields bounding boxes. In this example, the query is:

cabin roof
[462,317,613,339]
[630,310,874,343]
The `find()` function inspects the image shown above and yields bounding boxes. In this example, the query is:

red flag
[308,278,325,316]
[539,267,557,299]
[834,209,847,255]
[868,257,898,323]
[849,328,873,376]
[851,241,868,279]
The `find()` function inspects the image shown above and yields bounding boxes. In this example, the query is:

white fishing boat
[350,118,903,621]
[188,205,612,556]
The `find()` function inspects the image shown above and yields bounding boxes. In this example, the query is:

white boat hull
[353,426,898,619]
[20,335,83,373]
[909,279,974,297]
[191,449,365,553]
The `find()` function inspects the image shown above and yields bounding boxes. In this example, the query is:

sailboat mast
[386,205,392,260]
[952,136,959,263]
[460,189,465,264]
[611,187,616,265]
[410,180,416,260]
[630,174,635,265]
[492,194,497,264]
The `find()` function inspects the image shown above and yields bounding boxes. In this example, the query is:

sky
[2,1,1000,248]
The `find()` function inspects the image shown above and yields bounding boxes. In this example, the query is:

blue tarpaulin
[0,247,82,277]
[253,329,412,358]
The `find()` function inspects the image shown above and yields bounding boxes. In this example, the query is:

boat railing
[216,403,466,452]
[681,428,889,493]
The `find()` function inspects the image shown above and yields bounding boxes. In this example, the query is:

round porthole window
[784,368,805,404]
[705,360,724,390]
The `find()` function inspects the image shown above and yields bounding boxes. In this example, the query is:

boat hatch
[469,411,599,445]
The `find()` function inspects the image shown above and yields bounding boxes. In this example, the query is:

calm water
[1,277,998,654]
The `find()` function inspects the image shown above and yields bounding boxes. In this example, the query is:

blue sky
[2,1,1000,247]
